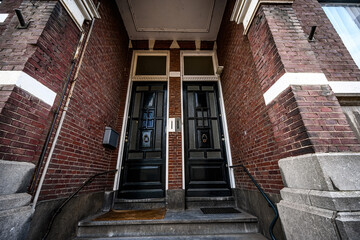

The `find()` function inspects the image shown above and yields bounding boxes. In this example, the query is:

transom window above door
[181,52,219,81]
[132,51,169,81]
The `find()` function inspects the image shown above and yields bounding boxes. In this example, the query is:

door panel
[118,82,167,199]
[183,82,231,197]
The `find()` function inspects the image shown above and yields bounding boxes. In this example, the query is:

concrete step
[0,193,32,211]
[77,209,259,238]
[0,205,33,240]
[114,198,166,210]
[75,233,267,239]
[186,196,235,209]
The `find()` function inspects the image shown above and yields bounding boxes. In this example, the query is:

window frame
[181,51,219,81]
[131,51,170,81]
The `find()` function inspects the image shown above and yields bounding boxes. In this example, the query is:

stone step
[186,196,235,209]
[0,206,33,240]
[77,209,259,238]
[75,233,267,240]
[0,193,32,211]
[114,198,166,210]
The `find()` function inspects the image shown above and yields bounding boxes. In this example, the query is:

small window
[322,3,360,68]
[135,56,167,75]
[184,56,214,75]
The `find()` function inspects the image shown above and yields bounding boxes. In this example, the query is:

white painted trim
[0,71,56,106]
[132,50,169,80]
[113,77,132,191]
[60,0,100,31]
[0,13,8,23]
[263,72,328,105]
[329,82,360,96]
[231,0,293,35]
[181,50,218,80]
[166,75,170,190]
[170,71,181,77]
[181,76,185,189]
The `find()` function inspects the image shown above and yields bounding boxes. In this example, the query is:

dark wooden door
[118,82,167,199]
[183,82,231,197]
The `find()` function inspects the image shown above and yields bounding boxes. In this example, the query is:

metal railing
[41,169,117,240]
[229,164,278,240]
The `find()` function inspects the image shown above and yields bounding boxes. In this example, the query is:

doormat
[201,207,241,214]
[93,208,166,221]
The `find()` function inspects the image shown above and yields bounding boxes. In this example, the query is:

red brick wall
[0,1,65,166]
[217,1,283,193]
[293,0,360,81]
[217,0,360,194]
[38,0,130,200]
[0,1,58,71]
[248,5,321,93]
[0,85,52,163]
[0,0,23,35]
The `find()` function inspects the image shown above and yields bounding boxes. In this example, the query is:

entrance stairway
[75,197,267,240]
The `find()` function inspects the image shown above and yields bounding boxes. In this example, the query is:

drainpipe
[32,3,100,210]
[29,33,85,195]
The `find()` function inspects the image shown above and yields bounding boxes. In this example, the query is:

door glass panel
[209,93,217,117]
[155,120,162,149]
[136,56,167,75]
[189,120,195,149]
[188,92,194,117]
[133,93,141,118]
[190,152,204,158]
[196,92,207,108]
[146,152,161,159]
[129,120,138,150]
[207,151,222,159]
[188,86,200,91]
[184,56,214,75]
[202,86,214,91]
[212,120,220,149]
[156,93,163,117]
[128,152,143,159]
[144,92,155,108]
[136,86,149,91]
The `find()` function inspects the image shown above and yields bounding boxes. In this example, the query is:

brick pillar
[166,48,184,210]
[246,4,360,239]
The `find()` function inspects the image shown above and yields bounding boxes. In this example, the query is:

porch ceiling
[115,0,227,41]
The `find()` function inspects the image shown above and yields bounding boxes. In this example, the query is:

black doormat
[200,207,241,214]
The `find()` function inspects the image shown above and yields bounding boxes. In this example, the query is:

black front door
[183,82,231,197]
[118,82,167,199]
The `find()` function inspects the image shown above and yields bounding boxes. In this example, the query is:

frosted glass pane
[184,56,214,75]
[323,5,360,68]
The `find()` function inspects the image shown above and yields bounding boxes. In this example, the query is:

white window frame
[131,51,170,82]
[181,51,219,81]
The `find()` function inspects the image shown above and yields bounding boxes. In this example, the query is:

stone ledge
[0,206,33,240]
[278,200,338,240]
[278,153,360,191]
[0,160,35,195]
[281,188,360,211]
[0,193,32,211]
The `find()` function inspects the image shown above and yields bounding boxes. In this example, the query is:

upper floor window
[321,2,360,68]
